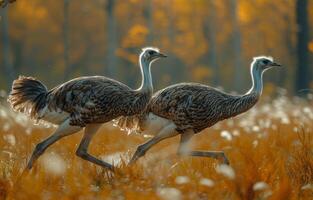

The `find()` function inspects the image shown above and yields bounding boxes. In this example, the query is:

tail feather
[113,115,144,135]
[7,76,48,119]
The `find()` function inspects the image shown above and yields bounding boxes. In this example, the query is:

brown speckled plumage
[116,83,259,134]
[49,76,152,126]
[146,83,259,133]
[8,75,151,127]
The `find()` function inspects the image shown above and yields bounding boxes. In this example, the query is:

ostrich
[8,47,166,171]
[115,56,281,165]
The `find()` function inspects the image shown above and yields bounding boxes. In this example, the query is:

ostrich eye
[148,51,154,55]
[263,60,270,65]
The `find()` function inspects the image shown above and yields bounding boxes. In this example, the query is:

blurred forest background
[0,0,312,96]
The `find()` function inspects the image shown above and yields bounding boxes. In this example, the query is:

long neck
[246,65,263,97]
[137,56,153,95]
[226,65,262,118]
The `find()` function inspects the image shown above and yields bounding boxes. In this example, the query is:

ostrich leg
[27,118,82,169]
[177,131,229,165]
[75,123,114,171]
[128,123,178,165]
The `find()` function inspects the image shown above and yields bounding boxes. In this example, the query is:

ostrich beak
[158,53,167,58]
[270,62,282,67]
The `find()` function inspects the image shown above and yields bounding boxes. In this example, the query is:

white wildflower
[157,187,182,200]
[3,134,16,146]
[25,128,32,135]
[143,134,153,138]
[303,107,311,114]
[100,152,123,165]
[41,152,66,175]
[220,130,232,141]
[90,185,100,192]
[281,117,290,124]
[252,140,258,148]
[15,114,29,127]
[0,109,8,118]
[216,164,235,179]
[253,181,269,191]
[175,176,190,184]
[3,123,10,132]
[252,125,260,132]
[199,178,214,187]
[232,130,240,136]
[301,184,313,190]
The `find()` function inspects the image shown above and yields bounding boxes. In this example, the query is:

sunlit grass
[0,95,312,199]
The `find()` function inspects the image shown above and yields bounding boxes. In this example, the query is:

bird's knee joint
[177,147,189,156]
[136,145,146,156]
[217,152,229,165]
[34,143,45,154]
[76,149,88,159]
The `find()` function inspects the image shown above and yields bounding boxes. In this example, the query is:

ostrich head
[251,56,281,73]
[248,56,281,95]
[137,47,166,92]
[140,47,167,65]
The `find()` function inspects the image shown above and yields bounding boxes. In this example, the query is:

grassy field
[0,94,312,200]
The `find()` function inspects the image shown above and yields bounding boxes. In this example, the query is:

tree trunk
[295,0,310,93]
[282,13,294,90]
[12,40,23,75]
[167,0,174,46]
[145,0,153,44]
[207,1,219,85]
[105,0,117,77]
[63,0,70,81]
[1,6,15,91]
[230,0,243,91]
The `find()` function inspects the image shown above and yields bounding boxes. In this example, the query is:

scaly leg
[129,123,178,165]
[177,131,230,165]
[27,118,82,169]
[75,123,114,171]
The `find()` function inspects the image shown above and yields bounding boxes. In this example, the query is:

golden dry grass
[0,95,312,200]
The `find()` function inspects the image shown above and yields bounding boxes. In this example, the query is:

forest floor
[0,95,312,200]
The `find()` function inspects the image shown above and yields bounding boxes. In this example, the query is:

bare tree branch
[0,0,16,8]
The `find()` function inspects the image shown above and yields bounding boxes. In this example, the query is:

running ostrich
[8,47,166,171]
[115,56,281,165]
